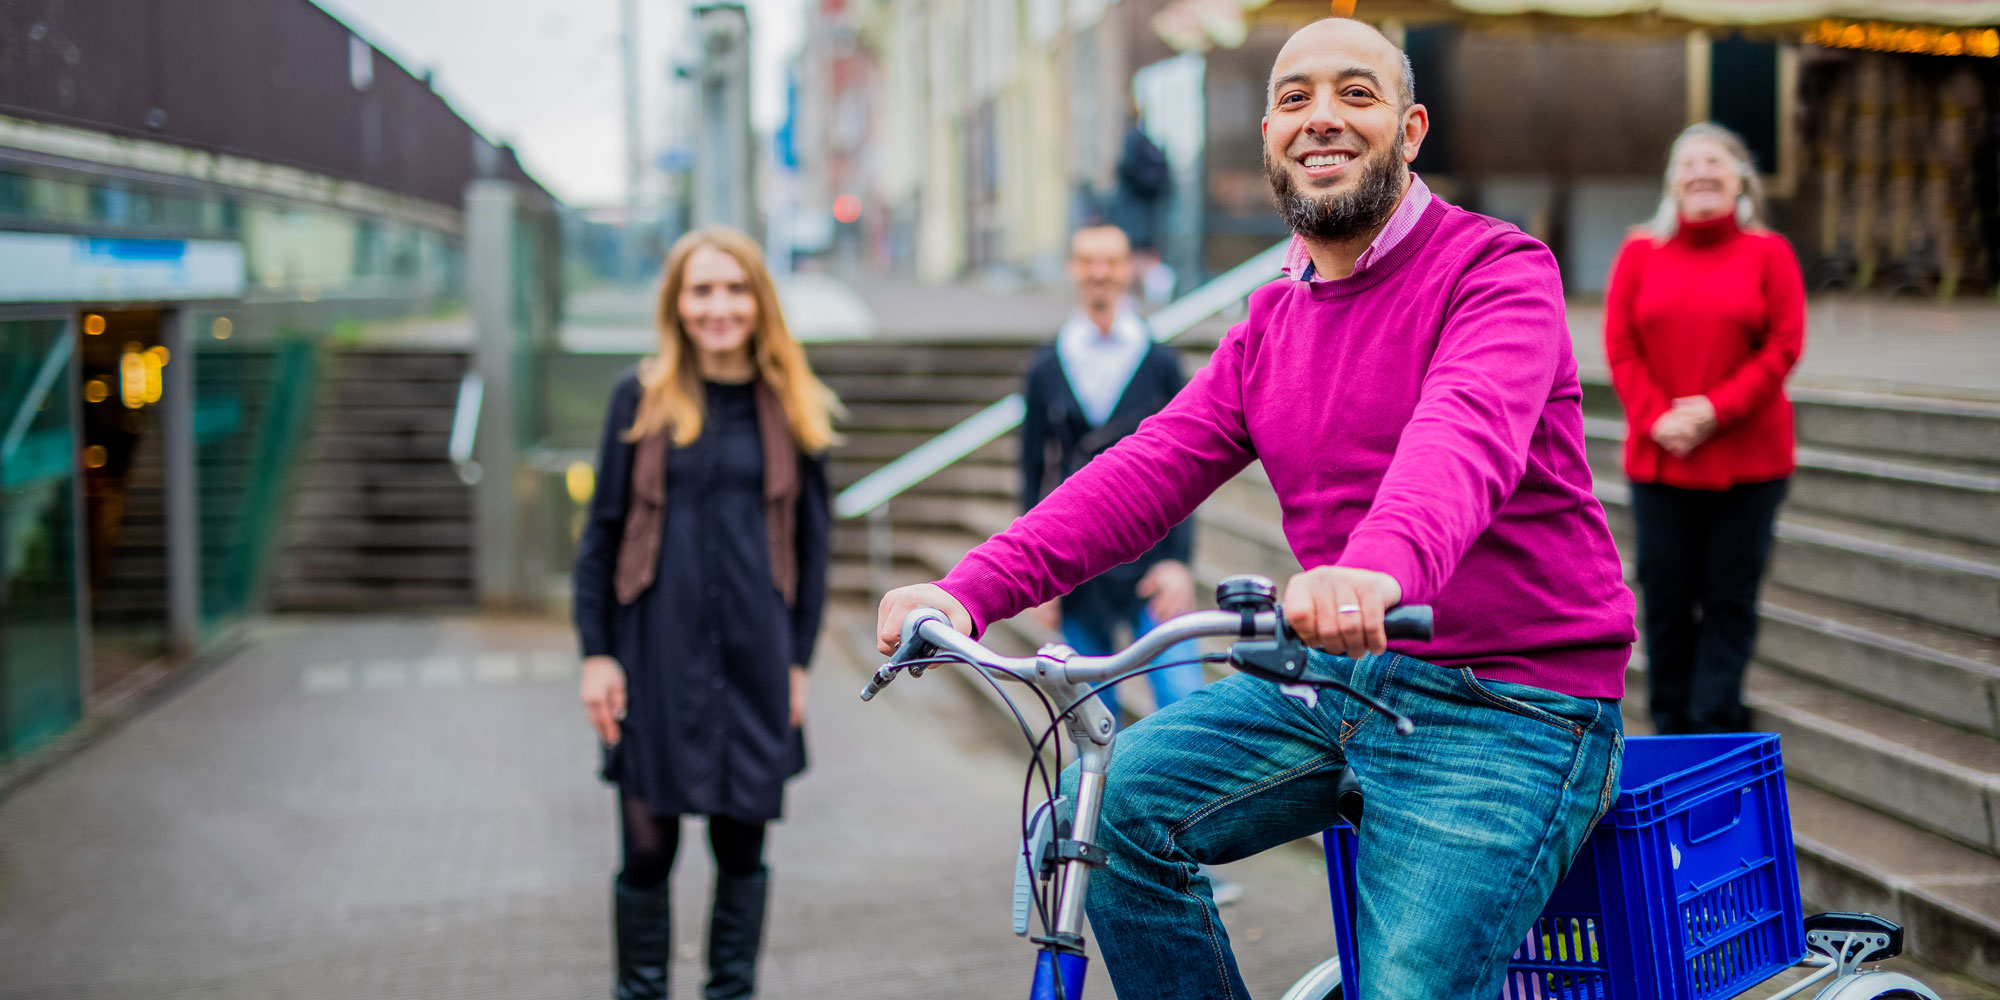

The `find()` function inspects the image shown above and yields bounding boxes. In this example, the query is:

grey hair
[1646,122,1767,241]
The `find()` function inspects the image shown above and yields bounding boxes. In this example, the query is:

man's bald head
[1268,18,1416,110]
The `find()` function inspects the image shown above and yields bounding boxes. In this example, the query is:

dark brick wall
[0,0,551,208]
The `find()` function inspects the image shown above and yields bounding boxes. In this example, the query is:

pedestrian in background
[1020,225,1205,724]
[573,226,838,999]
[1108,105,1177,304]
[1604,122,1806,735]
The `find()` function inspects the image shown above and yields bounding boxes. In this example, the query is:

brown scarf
[614,382,802,606]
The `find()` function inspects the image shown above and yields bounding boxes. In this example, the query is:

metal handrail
[2,330,74,466]
[833,239,1289,519]
[449,371,484,485]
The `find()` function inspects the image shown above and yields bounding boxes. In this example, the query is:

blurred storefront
[0,0,557,766]
[798,0,1999,301]
[1158,0,2000,297]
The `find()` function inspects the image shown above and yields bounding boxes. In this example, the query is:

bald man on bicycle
[878,19,1634,1000]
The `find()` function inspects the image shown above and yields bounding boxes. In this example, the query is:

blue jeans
[1062,607,1205,718]
[1062,650,1623,1000]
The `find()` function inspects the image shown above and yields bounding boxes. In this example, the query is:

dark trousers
[1629,479,1788,735]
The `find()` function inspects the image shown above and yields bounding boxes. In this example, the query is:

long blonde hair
[625,226,842,452]
[1646,122,1769,242]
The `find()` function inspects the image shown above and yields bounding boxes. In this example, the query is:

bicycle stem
[1054,741,1112,940]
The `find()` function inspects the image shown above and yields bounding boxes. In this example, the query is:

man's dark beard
[1265,133,1406,243]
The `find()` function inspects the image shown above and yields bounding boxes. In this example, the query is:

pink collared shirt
[1280,173,1434,282]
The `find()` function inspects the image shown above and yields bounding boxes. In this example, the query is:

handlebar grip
[1384,605,1433,642]
[891,607,952,665]
[861,607,955,703]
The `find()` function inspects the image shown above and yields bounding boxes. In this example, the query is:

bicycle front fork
[1030,948,1089,1000]
[1029,717,1112,1000]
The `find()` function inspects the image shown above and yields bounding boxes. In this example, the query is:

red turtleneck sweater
[1603,215,1806,490]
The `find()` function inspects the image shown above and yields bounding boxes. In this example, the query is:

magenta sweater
[938,198,1636,699]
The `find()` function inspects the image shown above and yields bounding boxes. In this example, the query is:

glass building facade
[0,155,470,765]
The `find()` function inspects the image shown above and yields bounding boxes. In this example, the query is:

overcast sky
[312,0,806,206]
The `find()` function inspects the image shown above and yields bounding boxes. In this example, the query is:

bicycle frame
[869,608,1289,1000]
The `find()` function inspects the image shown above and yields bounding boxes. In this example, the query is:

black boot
[703,867,770,1000]
[614,878,672,999]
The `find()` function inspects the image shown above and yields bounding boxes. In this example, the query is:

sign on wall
[0,233,246,303]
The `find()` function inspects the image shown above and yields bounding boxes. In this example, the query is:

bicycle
[861,574,1944,1000]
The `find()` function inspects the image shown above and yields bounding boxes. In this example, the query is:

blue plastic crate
[1322,733,1805,1000]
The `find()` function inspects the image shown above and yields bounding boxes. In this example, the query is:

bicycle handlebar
[861,601,1433,702]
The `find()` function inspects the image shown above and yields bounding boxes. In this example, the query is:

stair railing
[833,240,1287,520]
[836,238,1288,588]
[832,239,1288,596]
[449,371,485,486]
[1,330,74,472]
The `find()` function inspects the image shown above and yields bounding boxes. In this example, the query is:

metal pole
[162,309,200,655]
[64,314,93,706]
[623,0,642,214]
[467,180,524,607]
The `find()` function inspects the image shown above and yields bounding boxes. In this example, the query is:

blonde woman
[1604,123,1806,736]
[573,227,838,1000]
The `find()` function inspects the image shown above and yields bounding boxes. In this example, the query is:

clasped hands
[1649,395,1717,459]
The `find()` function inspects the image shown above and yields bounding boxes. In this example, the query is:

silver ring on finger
[1336,604,1362,614]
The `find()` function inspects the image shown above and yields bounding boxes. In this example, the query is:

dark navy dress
[574,374,830,822]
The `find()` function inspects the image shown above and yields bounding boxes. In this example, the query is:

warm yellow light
[148,345,170,365]
[120,348,147,409]
[83,445,107,468]
[83,379,109,403]
[565,461,595,504]
[1810,18,1997,57]
[300,285,321,303]
[211,317,233,340]
[142,352,164,404]
[83,314,105,335]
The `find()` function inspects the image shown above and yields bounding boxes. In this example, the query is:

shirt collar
[1061,300,1148,348]
[1280,173,1433,283]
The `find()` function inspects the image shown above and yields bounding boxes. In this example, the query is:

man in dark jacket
[1020,224,1202,721]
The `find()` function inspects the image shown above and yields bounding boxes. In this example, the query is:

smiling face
[675,244,759,369]
[1262,19,1426,243]
[1670,134,1746,223]
[1068,226,1135,316]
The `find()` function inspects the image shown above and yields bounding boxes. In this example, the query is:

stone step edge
[1794,822,2000,947]
[1761,594,2000,688]
[1624,650,2000,859]
[1595,480,2000,584]
[1784,784,2000,987]
[1575,367,2000,418]
[1581,416,2000,492]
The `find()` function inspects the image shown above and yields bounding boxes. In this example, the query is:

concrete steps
[1584,414,2000,548]
[271,349,475,611]
[1585,384,2000,983]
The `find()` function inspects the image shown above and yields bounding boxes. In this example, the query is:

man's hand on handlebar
[1283,566,1404,660]
[876,583,974,655]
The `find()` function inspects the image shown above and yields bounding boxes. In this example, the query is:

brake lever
[1228,607,1417,735]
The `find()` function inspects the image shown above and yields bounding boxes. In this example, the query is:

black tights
[619,794,768,890]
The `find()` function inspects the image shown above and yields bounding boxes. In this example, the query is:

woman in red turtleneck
[1604,122,1806,735]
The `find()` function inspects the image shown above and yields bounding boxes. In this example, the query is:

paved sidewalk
[0,607,1346,999]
